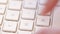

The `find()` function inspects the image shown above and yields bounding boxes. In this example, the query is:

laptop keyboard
[0,0,60,34]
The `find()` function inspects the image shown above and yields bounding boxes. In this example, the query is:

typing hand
[35,0,60,34]
[41,0,58,15]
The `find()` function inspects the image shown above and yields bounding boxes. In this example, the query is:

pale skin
[36,0,60,34]
[41,0,58,15]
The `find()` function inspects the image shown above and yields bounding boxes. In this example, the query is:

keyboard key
[38,0,48,5]
[23,0,37,9]
[0,0,7,4]
[36,15,50,26]
[0,15,3,25]
[8,0,22,10]
[20,19,34,31]
[22,9,35,19]
[18,30,32,34]
[0,5,6,14]
[2,20,17,32]
[5,10,19,21]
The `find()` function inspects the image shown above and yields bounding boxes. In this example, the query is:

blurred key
[5,9,19,21]
[36,15,50,26]
[21,9,35,20]
[2,20,17,32]
[23,0,37,9]
[20,19,34,31]
[8,0,22,10]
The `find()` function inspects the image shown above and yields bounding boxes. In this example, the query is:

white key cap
[22,9,35,19]
[20,19,34,31]
[18,30,32,34]
[0,15,3,25]
[38,0,48,5]
[5,10,19,21]
[0,0,7,4]
[2,20,17,32]
[36,15,50,26]
[23,0,37,9]
[8,0,22,10]
[0,5,6,14]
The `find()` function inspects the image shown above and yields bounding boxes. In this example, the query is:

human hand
[41,0,58,15]
[35,0,59,34]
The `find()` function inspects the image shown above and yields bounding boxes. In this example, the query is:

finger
[41,0,58,15]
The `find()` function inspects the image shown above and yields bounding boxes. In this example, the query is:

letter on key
[22,9,35,19]
[2,20,17,32]
[36,15,50,26]
[5,10,19,21]
[20,19,34,31]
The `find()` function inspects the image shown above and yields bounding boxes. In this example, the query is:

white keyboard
[0,0,60,34]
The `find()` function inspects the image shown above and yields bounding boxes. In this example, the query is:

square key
[23,0,37,9]
[21,9,35,19]
[8,0,22,10]
[0,0,7,4]
[5,10,19,21]
[0,5,6,14]
[2,20,17,32]
[0,15,3,25]
[36,15,50,26]
[20,19,34,31]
